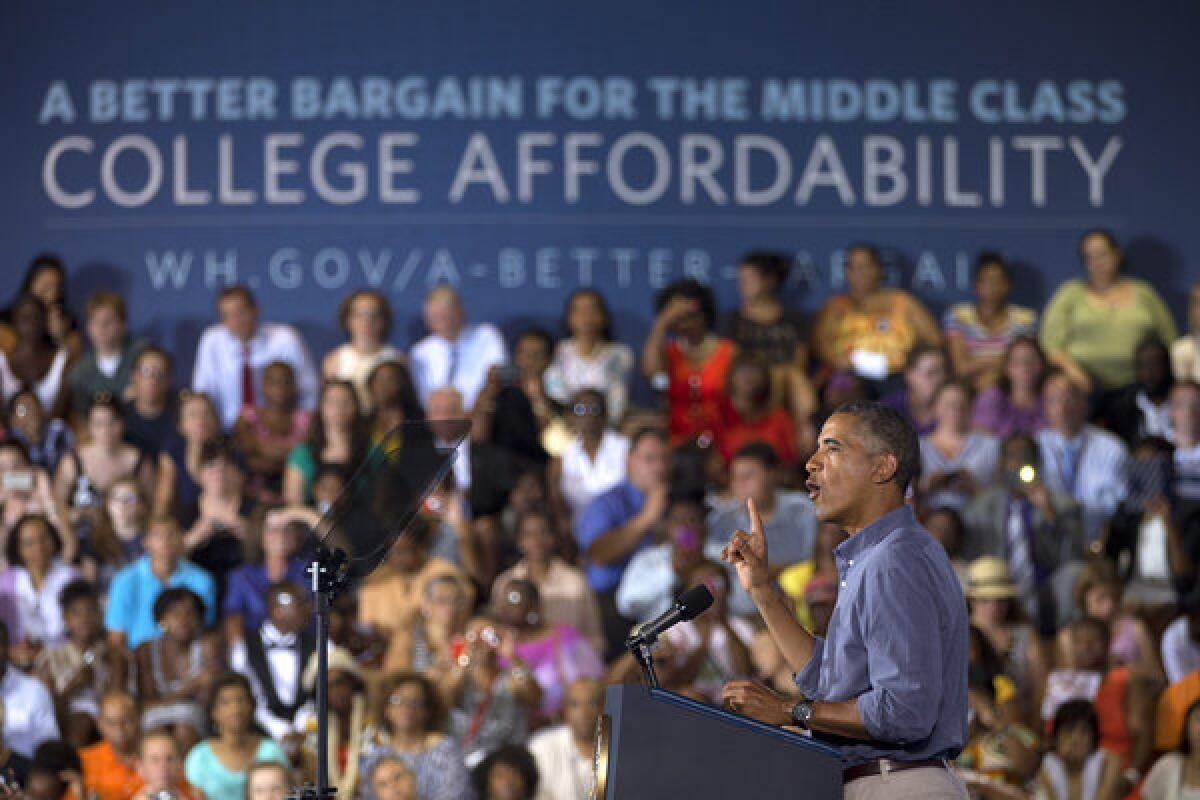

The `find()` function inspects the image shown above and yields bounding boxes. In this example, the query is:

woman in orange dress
[641,279,736,445]
[811,244,941,393]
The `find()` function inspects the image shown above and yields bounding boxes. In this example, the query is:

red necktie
[241,345,255,409]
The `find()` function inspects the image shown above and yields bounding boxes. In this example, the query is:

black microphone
[626,584,714,647]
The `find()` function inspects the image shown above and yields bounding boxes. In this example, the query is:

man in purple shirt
[721,402,969,799]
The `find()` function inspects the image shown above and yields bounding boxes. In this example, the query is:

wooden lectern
[591,685,844,799]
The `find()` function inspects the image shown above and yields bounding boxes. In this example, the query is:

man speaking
[721,402,969,799]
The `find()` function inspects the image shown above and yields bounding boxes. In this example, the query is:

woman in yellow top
[1040,229,1177,392]
[811,244,941,390]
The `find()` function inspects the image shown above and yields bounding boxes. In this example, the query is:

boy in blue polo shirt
[104,515,216,649]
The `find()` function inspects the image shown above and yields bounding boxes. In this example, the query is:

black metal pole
[631,640,660,689]
[314,585,331,797]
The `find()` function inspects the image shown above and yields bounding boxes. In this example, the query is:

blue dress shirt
[575,481,649,593]
[794,505,968,765]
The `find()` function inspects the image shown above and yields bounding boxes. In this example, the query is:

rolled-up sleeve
[855,562,943,744]
[792,635,825,699]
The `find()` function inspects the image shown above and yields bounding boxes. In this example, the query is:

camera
[1,470,33,492]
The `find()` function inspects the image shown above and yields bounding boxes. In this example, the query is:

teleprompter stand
[288,419,470,800]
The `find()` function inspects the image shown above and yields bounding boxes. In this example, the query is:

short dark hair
[1134,334,1170,363]
[846,242,883,265]
[1070,615,1112,651]
[199,434,239,468]
[471,744,539,799]
[1001,431,1041,467]
[152,587,205,623]
[217,285,257,308]
[266,581,308,609]
[1079,228,1121,258]
[6,513,61,567]
[87,392,123,419]
[654,278,717,330]
[58,579,98,612]
[7,388,41,418]
[629,426,669,452]
[85,290,128,323]
[974,252,1010,282]
[338,289,393,338]
[134,344,174,374]
[831,401,921,492]
[516,327,555,359]
[738,251,791,290]
[1052,699,1099,746]
[32,739,81,774]
[731,440,780,471]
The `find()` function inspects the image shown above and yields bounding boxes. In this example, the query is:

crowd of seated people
[0,233,1195,800]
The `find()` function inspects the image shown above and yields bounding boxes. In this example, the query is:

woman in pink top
[494,577,603,724]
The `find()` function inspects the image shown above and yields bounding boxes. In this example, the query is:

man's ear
[871,452,899,485]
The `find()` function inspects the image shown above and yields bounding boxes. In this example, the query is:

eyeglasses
[572,403,602,417]
[388,694,424,708]
[137,367,168,378]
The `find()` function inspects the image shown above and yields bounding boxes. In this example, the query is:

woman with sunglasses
[359,671,470,800]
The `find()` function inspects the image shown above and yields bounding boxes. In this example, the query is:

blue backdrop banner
[1,1,1197,369]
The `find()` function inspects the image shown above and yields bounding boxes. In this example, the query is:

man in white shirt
[191,286,318,429]
[1161,601,1200,684]
[229,582,315,741]
[409,285,507,409]
[0,620,60,757]
[1036,371,1129,542]
[528,678,602,800]
[616,495,707,623]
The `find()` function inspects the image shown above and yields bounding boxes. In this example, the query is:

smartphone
[1,470,33,492]
[495,365,521,385]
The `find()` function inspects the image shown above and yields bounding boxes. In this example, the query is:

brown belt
[842,757,949,784]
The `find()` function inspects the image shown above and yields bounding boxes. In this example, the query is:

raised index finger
[747,497,765,539]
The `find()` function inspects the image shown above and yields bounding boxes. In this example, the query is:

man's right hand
[721,498,771,592]
[721,680,793,727]
[639,483,669,528]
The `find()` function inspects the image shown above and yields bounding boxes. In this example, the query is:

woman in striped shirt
[944,252,1038,391]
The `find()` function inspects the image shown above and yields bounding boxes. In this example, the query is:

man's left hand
[720,679,794,727]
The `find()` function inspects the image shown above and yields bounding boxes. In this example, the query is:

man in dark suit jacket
[229,582,315,741]
[962,432,1084,632]
[1101,337,1174,447]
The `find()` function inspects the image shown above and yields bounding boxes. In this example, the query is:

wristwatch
[790,698,814,730]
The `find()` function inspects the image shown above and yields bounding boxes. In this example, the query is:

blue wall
[2,1,1197,374]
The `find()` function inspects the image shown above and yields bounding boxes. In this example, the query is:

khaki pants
[843,765,969,800]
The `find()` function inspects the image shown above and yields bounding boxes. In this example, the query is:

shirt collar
[262,622,297,648]
[834,504,916,564]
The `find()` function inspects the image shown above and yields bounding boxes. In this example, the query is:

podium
[593,685,844,799]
